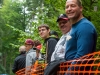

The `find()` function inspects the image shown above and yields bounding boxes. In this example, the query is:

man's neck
[71,15,84,24]
[43,36,50,40]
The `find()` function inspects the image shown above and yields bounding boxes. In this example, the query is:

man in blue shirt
[65,0,97,75]
[65,0,97,62]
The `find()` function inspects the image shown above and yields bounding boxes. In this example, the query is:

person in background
[51,14,71,61]
[33,40,42,60]
[50,30,59,41]
[12,45,26,74]
[25,39,36,74]
[44,14,71,75]
[38,24,58,63]
[65,0,97,74]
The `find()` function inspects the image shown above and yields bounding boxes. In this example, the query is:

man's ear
[80,6,83,12]
[48,29,50,34]
[49,29,50,32]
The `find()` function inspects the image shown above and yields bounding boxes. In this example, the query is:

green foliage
[82,0,100,50]
[0,0,29,74]
[0,0,100,74]
[0,64,6,73]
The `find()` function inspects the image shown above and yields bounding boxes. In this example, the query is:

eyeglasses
[58,21,68,26]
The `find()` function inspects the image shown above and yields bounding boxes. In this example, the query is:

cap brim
[25,43,33,45]
[57,18,68,22]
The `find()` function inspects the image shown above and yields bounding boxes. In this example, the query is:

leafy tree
[0,0,28,74]
[82,0,100,50]
[0,0,100,74]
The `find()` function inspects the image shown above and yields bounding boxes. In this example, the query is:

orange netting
[16,51,100,75]
[16,60,47,75]
[58,51,100,75]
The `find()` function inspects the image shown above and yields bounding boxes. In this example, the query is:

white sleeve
[51,50,56,61]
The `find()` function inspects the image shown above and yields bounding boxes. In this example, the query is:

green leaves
[0,0,100,74]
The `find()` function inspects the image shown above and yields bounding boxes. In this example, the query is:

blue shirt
[65,18,97,61]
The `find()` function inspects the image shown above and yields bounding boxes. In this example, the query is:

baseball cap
[25,39,34,45]
[36,44,42,50]
[57,14,68,22]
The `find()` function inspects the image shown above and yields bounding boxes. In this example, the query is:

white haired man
[12,45,26,73]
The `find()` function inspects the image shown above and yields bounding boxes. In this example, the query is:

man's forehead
[66,0,77,3]
[39,27,46,29]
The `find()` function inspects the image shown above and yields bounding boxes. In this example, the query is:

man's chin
[41,36,45,39]
[68,15,74,19]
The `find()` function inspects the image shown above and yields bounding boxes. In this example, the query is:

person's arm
[26,53,33,74]
[26,54,32,67]
[74,23,97,59]
[26,52,36,67]
[47,38,58,63]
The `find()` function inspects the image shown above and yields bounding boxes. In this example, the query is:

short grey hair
[19,45,26,52]
[76,0,82,7]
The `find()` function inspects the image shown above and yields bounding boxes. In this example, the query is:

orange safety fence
[58,51,100,75]
[16,51,100,75]
[16,60,47,75]
[16,68,25,75]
